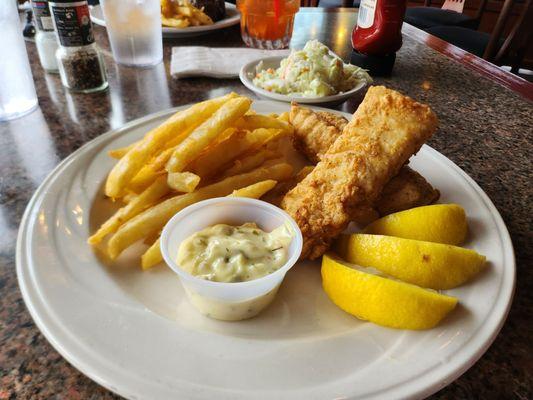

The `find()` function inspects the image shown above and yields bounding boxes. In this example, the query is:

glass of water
[0,0,38,121]
[100,0,163,67]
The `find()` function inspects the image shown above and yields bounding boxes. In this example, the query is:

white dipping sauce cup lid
[160,197,303,303]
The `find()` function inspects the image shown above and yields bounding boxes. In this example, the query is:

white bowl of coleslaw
[239,40,371,105]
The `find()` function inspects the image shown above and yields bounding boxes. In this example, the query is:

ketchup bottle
[350,0,407,76]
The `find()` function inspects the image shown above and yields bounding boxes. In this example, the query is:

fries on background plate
[161,0,214,28]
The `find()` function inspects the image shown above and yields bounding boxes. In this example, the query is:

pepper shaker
[49,0,108,93]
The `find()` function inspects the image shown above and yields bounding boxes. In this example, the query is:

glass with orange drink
[237,0,300,49]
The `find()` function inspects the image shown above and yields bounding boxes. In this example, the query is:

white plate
[239,56,368,105]
[90,3,240,38]
[17,101,515,400]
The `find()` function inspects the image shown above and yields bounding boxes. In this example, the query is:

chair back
[441,0,466,13]
[425,0,488,28]
[486,0,533,71]
[302,0,356,5]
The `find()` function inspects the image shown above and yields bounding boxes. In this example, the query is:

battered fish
[281,86,438,259]
[290,104,349,163]
[376,166,440,216]
[290,103,440,218]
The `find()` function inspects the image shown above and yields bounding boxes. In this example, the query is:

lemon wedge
[364,204,467,245]
[336,234,486,290]
[322,254,458,330]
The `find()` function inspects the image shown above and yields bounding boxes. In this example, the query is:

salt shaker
[49,0,108,93]
[31,0,59,73]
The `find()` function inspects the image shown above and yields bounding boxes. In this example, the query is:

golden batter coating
[282,86,439,259]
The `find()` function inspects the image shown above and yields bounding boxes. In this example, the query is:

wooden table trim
[402,23,533,102]
[301,7,532,101]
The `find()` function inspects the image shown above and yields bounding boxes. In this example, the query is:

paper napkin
[170,47,290,78]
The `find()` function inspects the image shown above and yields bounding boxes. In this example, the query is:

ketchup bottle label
[357,0,377,29]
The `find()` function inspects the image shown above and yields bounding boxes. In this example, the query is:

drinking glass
[0,0,38,121]
[100,0,163,67]
[237,0,300,49]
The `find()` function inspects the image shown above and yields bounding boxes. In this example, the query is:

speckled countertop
[1,8,532,400]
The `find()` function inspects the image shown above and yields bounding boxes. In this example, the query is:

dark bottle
[23,9,36,38]
[351,0,407,76]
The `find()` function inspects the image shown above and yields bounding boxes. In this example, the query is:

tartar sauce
[177,223,293,283]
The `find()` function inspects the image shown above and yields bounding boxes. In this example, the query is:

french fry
[108,141,139,159]
[128,166,162,194]
[248,128,288,150]
[186,130,247,178]
[229,180,277,198]
[211,127,237,145]
[223,148,277,178]
[161,0,213,28]
[166,97,252,173]
[122,191,138,204]
[161,0,173,17]
[234,114,294,135]
[167,171,201,192]
[88,176,169,245]
[161,16,189,28]
[128,138,185,193]
[105,93,238,198]
[129,132,192,192]
[107,163,293,259]
[191,8,213,25]
[141,238,163,270]
[143,232,160,246]
[277,112,290,123]
[176,6,193,17]
[184,128,283,181]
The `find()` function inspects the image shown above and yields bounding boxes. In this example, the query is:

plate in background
[90,2,240,38]
[240,56,368,106]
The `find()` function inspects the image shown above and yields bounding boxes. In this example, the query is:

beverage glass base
[241,32,292,50]
[116,57,163,69]
[67,81,109,94]
[0,99,38,122]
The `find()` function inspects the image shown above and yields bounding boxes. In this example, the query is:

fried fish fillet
[262,165,314,206]
[290,104,349,163]
[376,166,440,215]
[290,103,440,217]
[281,86,438,259]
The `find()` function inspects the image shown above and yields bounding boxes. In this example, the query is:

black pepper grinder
[23,9,36,38]
[48,0,108,93]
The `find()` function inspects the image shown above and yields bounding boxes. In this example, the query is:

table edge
[402,23,533,102]
[299,7,532,102]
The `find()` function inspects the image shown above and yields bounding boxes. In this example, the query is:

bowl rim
[239,55,368,104]
[160,197,303,288]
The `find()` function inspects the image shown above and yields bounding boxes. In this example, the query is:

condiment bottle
[30,0,59,73]
[350,0,406,76]
[23,9,36,38]
[49,0,108,93]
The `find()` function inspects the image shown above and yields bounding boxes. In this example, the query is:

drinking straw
[273,0,281,23]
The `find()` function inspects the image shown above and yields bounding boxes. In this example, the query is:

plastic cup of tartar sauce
[160,197,303,321]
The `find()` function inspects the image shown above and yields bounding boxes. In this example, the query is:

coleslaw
[253,40,372,97]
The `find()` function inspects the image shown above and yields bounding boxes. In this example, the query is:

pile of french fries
[89,93,294,270]
[161,0,213,28]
